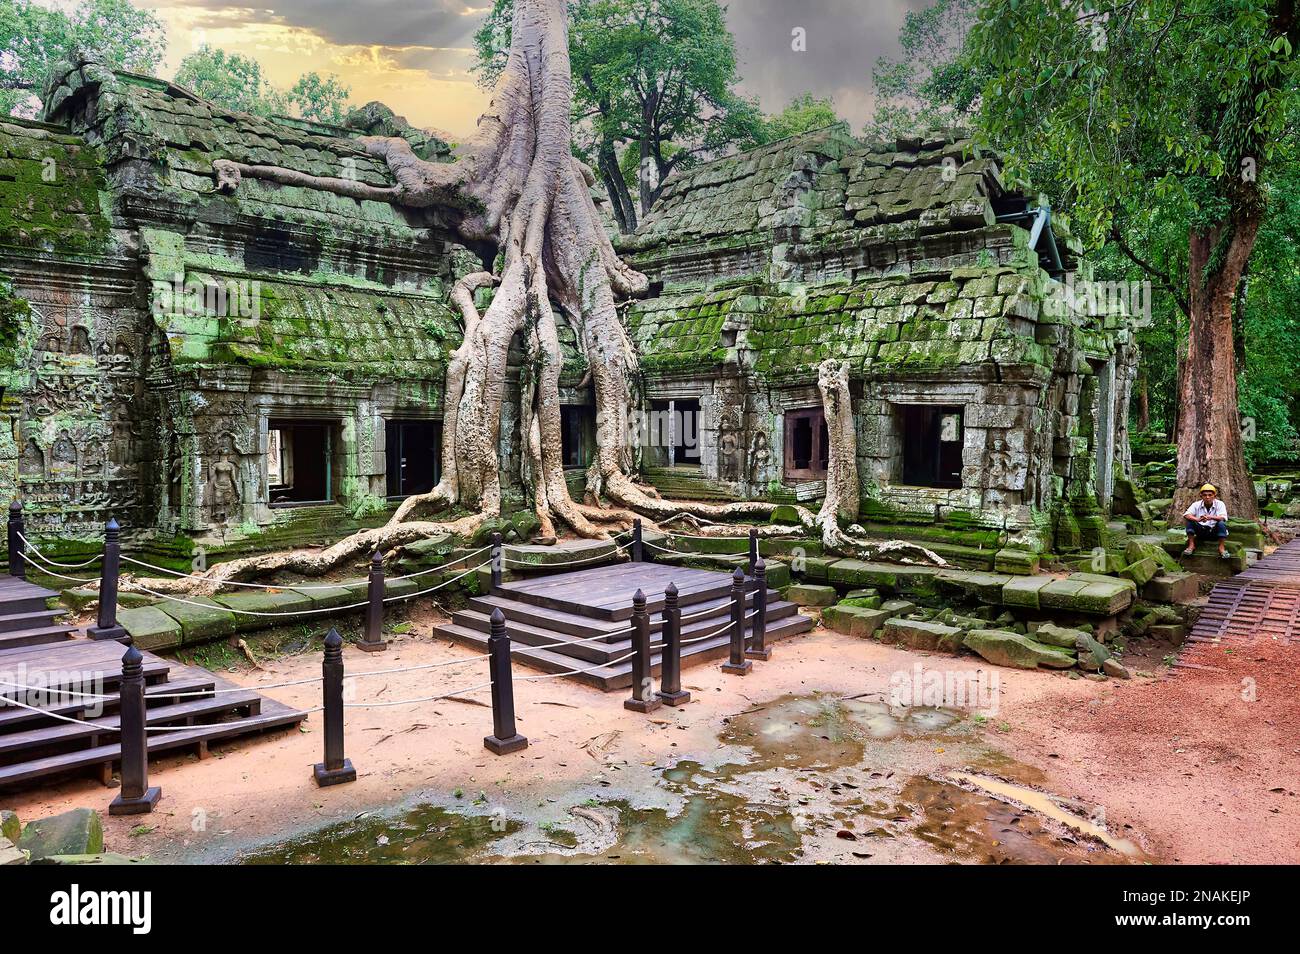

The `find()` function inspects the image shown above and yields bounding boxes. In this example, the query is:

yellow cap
[1200,484,1217,493]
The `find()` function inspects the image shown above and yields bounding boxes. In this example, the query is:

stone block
[1040,575,1135,616]
[1,810,19,846]
[155,596,237,643]
[1033,622,1088,649]
[993,548,1040,575]
[787,583,838,607]
[117,605,183,652]
[19,809,103,861]
[289,583,358,610]
[963,630,1076,669]
[880,599,916,616]
[797,557,836,582]
[1141,572,1199,604]
[213,589,315,620]
[882,618,965,653]
[1000,575,1052,609]
[935,569,1013,603]
[1120,558,1159,587]
[821,605,890,639]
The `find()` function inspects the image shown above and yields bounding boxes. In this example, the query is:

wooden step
[0,623,79,651]
[0,700,307,789]
[0,691,263,758]
[451,599,802,665]
[0,608,68,634]
[493,562,753,620]
[468,589,781,640]
[0,674,218,732]
[436,612,815,691]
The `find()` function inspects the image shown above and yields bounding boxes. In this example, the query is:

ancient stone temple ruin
[1,64,1137,565]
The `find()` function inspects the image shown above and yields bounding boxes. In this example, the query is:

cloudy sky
[132,1,926,137]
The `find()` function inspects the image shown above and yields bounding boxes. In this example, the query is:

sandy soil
[6,605,1297,864]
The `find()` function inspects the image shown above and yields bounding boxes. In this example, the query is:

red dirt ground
[1007,633,1300,863]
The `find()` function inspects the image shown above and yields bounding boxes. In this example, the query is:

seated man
[1183,484,1229,558]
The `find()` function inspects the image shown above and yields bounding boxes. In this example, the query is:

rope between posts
[516,650,637,681]
[342,680,493,708]
[15,550,99,584]
[118,543,494,590]
[381,559,491,602]
[15,533,102,569]
[502,545,630,571]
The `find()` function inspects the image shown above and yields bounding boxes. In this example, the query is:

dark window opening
[900,405,963,488]
[561,405,595,469]
[268,419,336,506]
[784,407,829,480]
[386,420,442,498]
[648,399,702,467]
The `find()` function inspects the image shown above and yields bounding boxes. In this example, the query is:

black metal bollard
[88,517,128,642]
[109,645,161,815]
[484,608,528,754]
[748,527,758,575]
[656,582,690,706]
[625,589,662,712]
[632,519,644,562]
[358,550,388,653]
[746,559,771,661]
[721,566,752,675]
[313,627,356,786]
[490,531,504,589]
[7,500,25,581]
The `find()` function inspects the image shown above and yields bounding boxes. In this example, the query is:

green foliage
[474,0,763,227]
[969,0,1300,246]
[0,0,165,117]
[175,45,350,123]
[868,0,981,140]
[762,94,848,141]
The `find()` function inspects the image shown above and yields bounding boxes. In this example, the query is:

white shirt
[1187,499,1227,521]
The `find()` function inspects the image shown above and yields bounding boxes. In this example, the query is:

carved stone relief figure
[19,439,44,478]
[50,429,77,477]
[68,325,92,355]
[204,433,242,525]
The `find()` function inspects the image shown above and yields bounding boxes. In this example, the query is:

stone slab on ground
[786,583,838,607]
[18,809,103,861]
[826,559,939,591]
[1000,574,1052,609]
[880,599,916,615]
[1039,575,1136,616]
[994,548,1040,575]
[881,618,965,653]
[821,605,891,639]
[505,540,619,568]
[935,569,1013,602]
[1032,622,1088,649]
[0,843,27,865]
[795,557,836,582]
[213,589,315,619]
[1,810,18,845]
[289,583,359,610]
[963,630,1076,669]
[155,595,237,643]
[117,605,183,651]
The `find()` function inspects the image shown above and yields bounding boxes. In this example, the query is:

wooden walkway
[0,575,308,791]
[1185,539,1300,648]
[436,561,815,690]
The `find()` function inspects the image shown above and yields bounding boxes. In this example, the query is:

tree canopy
[475,0,763,231]
[763,94,847,141]
[175,45,352,124]
[0,0,165,116]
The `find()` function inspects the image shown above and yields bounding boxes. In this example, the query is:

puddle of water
[241,805,520,865]
[948,772,1142,857]
[236,693,1144,866]
[720,693,963,770]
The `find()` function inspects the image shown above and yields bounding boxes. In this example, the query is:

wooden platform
[1185,539,1300,649]
[0,637,308,791]
[436,561,815,690]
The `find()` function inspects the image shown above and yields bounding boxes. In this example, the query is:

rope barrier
[15,533,102,569]
[15,550,99,585]
[118,543,495,590]
[516,649,637,681]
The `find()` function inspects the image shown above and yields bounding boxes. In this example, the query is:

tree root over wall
[133,0,943,594]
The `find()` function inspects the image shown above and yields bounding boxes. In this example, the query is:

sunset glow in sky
[126,1,922,138]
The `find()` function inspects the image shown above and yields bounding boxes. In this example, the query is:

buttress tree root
[133,0,940,593]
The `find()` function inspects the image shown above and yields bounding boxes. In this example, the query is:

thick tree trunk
[1169,216,1260,522]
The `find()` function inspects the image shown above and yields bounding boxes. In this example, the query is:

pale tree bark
[133,0,940,592]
